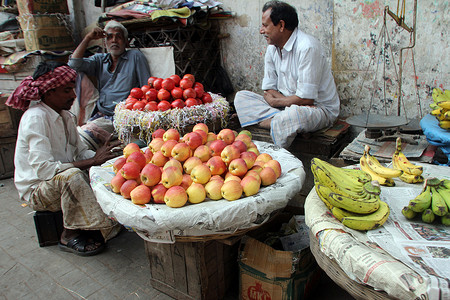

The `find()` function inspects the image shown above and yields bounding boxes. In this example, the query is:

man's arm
[71,27,105,59]
[72,135,122,170]
[264,89,314,108]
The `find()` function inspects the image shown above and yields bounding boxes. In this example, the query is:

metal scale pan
[346,113,409,129]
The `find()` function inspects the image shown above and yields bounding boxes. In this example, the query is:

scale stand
[347,0,421,145]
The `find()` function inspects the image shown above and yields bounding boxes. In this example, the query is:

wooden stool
[33,211,64,247]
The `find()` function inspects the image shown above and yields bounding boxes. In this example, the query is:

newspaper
[90,141,305,243]
[305,162,450,300]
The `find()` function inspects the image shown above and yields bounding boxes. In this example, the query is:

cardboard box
[17,14,74,51]
[17,0,69,15]
[239,236,321,300]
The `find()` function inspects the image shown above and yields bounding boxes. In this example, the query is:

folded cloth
[420,113,450,164]
[78,117,115,150]
[150,7,192,21]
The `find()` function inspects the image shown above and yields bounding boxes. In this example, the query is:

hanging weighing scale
[346,0,423,144]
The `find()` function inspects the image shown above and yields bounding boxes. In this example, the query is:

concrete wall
[218,0,449,120]
[71,0,450,120]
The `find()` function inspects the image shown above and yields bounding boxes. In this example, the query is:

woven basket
[309,231,395,300]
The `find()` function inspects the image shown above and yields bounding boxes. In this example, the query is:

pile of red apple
[124,74,213,112]
[110,123,282,208]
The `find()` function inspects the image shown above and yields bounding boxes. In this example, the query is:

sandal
[58,234,105,256]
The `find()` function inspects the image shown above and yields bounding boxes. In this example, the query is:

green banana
[331,206,363,222]
[441,179,450,189]
[311,161,366,198]
[421,209,435,223]
[435,187,450,210]
[312,158,372,184]
[315,183,334,210]
[328,192,380,214]
[430,187,449,217]
[441,214,450,226]
[402,206,417,220]
[408,186,432,213]
[341,201,390,231]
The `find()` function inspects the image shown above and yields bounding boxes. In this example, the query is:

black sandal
[58,234,105,256]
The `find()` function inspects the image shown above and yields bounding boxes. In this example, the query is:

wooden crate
[0,136,17,179]
[144,239,239,300]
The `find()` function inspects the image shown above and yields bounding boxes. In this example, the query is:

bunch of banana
[402,178,450,226]
[360,145,402,186]
[431,88,450,130]
[311,158,390,231]
[392,137,424,184]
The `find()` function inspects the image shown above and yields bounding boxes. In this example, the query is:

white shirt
[262,28,340,120]
[14,102,95,201]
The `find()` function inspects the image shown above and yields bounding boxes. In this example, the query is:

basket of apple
[110,123,282,208]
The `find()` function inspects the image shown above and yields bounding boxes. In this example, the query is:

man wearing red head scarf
[8,61,122,256]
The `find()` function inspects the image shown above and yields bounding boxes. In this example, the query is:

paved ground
[0,176,354,299]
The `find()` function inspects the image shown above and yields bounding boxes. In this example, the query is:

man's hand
[92,134,123,166]
[85,27,106,41]
[263,89,314,107]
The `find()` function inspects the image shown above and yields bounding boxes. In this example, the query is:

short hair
[104,20,128,40]
[262,1,298,31]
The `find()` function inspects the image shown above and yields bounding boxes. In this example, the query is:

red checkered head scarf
[6,63,77,111]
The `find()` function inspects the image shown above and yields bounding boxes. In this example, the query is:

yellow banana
[429,102,440,110]
[328,192,380,214]
[408,186,432,212]
[360,155,395,186]
[393,137,423,176]
[421,209,435,223]
[432,88,443,101]
[437,100,450,109]
[443,111,450,121]
[401,206,417,220]
[444,89,450,99]
[439,120,450,129]
[399,172,424,184]
[331,206,363,222]
[314,183,334,210]
[364,145,402,178]
[341,201,390,231]
[430,187,449,217]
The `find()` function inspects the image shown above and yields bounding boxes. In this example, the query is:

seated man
[69,20,151,149]
[234,1,340,148]
[7,61,122,256]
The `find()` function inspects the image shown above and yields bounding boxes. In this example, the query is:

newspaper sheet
[90,141,305,243]
[305,163,450,300]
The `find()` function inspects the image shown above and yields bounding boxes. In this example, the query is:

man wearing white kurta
[234,1,340,148]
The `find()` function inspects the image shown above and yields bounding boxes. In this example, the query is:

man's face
[260,8,281,46]
[44,82,76,113]
[105,28,127,57]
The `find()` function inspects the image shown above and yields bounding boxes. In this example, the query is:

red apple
[220,145,241,165]
[161,166,183,188]
[185,98,198,107]
[150,150,169,167]
[202,93,212,104]
[206,156,227,176]
[120,179,139,199]
[164,185,188,208]
[171,99,185,109]
[217,128,235,145]
[133,101,145,111]
[264,159,282,178]
[130,185,152,205]
[113,157,127,174]
[148,137,165,153]
[111,173,127,193]
[126,151,147,170]
[232,140,247,153]
[194,129,207,144]
[140,163,162,187]
[141,85,150,94]
[205,179,224,200]
[180,78,194,89]
[194,84,204,98]
[171,87,184,99]
[169,74,181,86]
[228,158,248,177]
[153,78,163,90]
[151,183,167,204]
[162,78,175,91]
[183,131,203,150]
[235,133,253,148]
[123,142,141,158]
[145,89,158,102]
[190,164,212,185]
[144,101,158,111]
[163,128,180,141]
[183,156,203,174]
[186,182,206,204]
[221,180,243,201]
[260,166,277,186]
[193,145,211,162]
[240,151,258,169]
[183,88,196,100]
[144,148,153,163]
[157,89,171,101]
[180,173,193,190]
[130,87,144,99]
[120,162,141,180]
[240,175,261,197]
[171,142,191,162]
[183,74,195,83]
[157,100,171,111]
[193,123,209,134]
[152,128,166,139]
[160,139,178,157]
[147,76,158,87]
[163,158,183,173]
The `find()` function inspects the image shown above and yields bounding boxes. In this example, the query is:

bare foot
[259,118,272,129]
